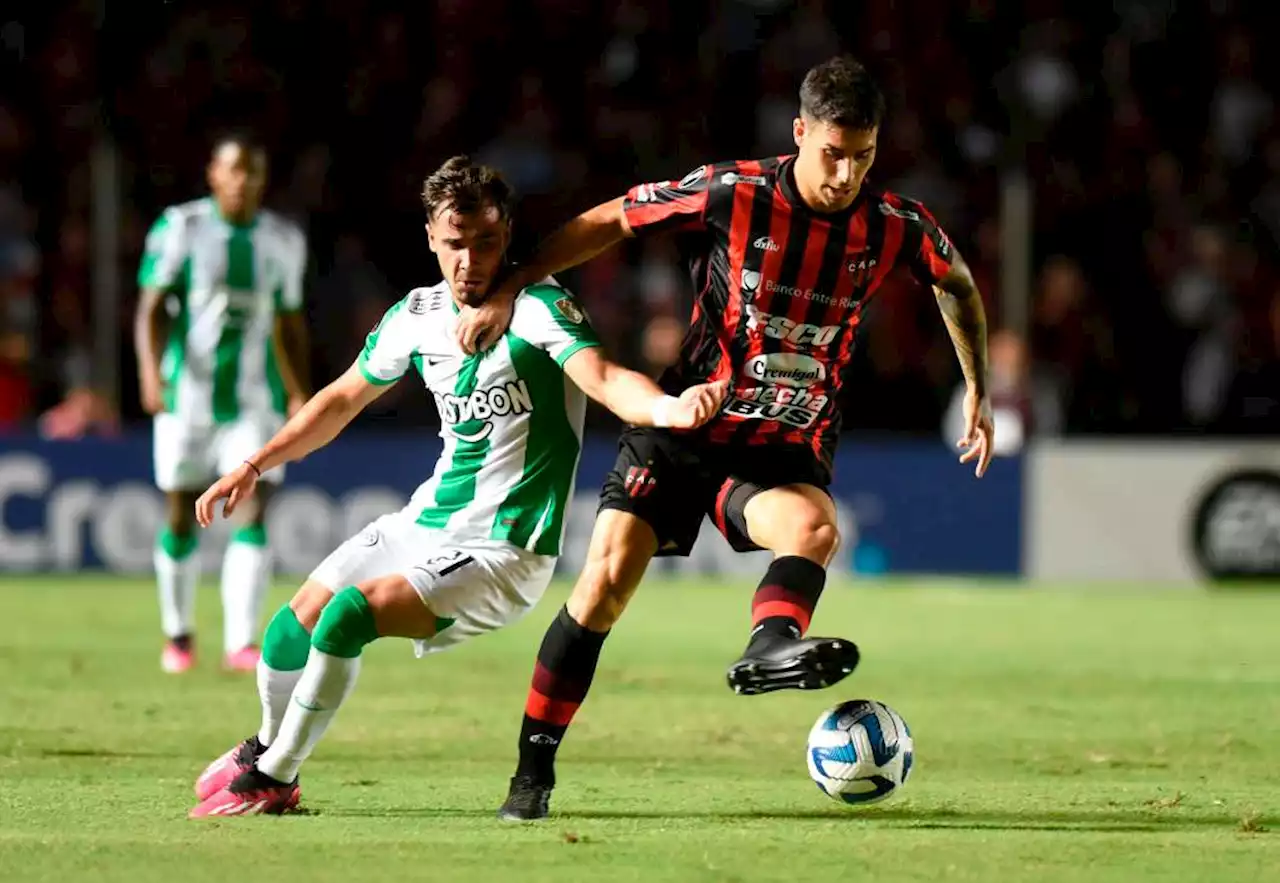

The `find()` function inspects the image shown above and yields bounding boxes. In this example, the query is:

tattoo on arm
[932,250,989,395]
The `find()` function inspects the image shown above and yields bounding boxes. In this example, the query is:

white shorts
[153,412,285,492]
[308,511,557,656]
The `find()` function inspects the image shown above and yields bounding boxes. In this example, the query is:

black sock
[515,606,609,785]
[747,556,827,648]
[171,634,193,652]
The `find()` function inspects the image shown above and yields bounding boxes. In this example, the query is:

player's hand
[456,283,518,354]
[957,388,995,477]
[140,372,166,415]
[195,462,260,527]
[668,380,729,429]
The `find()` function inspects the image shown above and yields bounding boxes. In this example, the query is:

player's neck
[211,198,257,229]
[789,159,861,216]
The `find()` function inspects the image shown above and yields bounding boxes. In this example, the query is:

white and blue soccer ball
[806,699,914,805]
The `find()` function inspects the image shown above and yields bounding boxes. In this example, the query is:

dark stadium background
[2,0,1277,439]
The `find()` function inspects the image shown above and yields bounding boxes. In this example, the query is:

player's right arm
[456,164,715,353]
[196,297,414,524]
[135,209,188,415]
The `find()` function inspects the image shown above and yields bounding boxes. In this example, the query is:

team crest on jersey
[554,296,585,325]
[846,252,879,287]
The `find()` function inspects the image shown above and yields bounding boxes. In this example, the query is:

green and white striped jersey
[138,198,307,424]
[359,280,601,557]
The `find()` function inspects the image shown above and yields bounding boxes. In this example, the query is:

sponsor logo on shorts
[435,380,533,443]
[624,466,656,498]
[743,354,825,388]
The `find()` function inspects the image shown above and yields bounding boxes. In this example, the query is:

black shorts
[597,426,832,557]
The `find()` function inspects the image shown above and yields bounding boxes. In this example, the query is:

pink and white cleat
[189,768,299,818]
[222,645,261,672]
[195,736,264,801]
[161,638,195,674]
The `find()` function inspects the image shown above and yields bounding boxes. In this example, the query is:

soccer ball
[806,699,914,805]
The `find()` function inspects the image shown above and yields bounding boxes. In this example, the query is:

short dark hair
[799,55,885,130]
[421,156,514,221]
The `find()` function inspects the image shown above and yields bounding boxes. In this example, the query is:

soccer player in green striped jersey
[134,133,310,675]
[185,156,726,817]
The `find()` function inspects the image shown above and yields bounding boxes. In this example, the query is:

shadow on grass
[323,804,1274,833]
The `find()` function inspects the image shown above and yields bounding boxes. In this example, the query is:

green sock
[258,604,312,746]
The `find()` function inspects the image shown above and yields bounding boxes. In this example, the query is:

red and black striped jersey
[622,155,955,470]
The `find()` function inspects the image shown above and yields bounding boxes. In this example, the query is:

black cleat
[725,634,860,696]
[497,774,553,821]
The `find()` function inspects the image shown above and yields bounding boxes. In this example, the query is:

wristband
[650,395,679,428]
[244,460,262,477]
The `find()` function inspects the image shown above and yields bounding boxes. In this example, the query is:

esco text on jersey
[744,304,840,347]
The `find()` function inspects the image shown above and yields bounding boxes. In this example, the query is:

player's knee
[785,514,840,565]
[289,581,334,631]
[805,520,841,564]
[311,586,380,658]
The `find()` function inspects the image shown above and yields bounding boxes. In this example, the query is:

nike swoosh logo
[421,354,452,367]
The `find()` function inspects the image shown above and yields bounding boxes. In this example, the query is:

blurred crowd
[1,0,1278,440]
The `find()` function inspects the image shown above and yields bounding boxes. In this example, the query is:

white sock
[221,537,271,653]
[256,648,361,782]
[256,659,303,747]
[155,534,199,639]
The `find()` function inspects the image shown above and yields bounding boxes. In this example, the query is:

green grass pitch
[1,575,1277,882]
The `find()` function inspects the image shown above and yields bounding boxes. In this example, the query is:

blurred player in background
[185,157,726,817]
[458,55,996,820]
[134,133,310,674]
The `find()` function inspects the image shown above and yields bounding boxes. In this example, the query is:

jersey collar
[777,156,867,223]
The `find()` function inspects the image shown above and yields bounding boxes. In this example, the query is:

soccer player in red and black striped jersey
[458,55,995,820]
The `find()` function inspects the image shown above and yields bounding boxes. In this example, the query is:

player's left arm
[905,203,994,475]
[516,285,725,429]
[272,228,311,411]
[563,347,726,430]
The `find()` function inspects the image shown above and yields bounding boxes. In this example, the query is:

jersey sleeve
[900,199,955,286]
[621,163,714,236]
[511,283,602,366]
[357,296,417,385]
[276,226,308,314]
[137,209,188,292]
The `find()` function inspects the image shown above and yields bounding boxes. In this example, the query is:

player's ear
[424,222,438,254]
[793,116,806,149]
